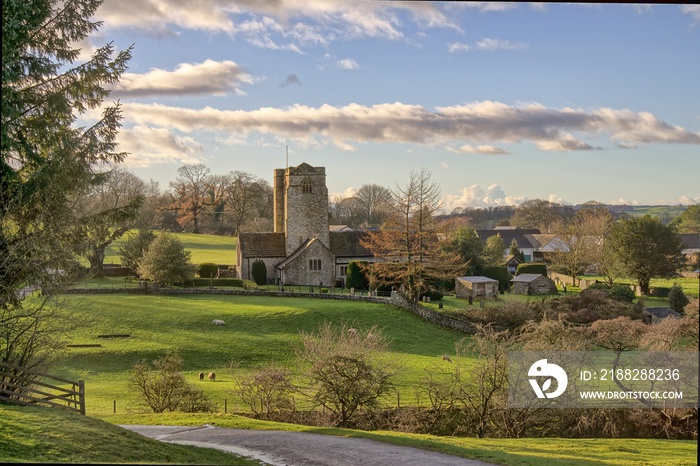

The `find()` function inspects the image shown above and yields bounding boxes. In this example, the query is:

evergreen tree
[251,259,267,286]
[138,234,195,287]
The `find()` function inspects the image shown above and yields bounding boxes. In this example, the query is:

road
[121,425,497,466]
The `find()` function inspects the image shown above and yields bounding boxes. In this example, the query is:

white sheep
[213,319,225,325]
[347,328,358,337]
[441,355,453,363]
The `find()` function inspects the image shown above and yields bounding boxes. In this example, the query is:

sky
[82,1,700,212]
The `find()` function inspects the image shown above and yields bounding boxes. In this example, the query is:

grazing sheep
[441,355,453,363]
[208,371,216,382]
[213,319,225,325]
[365,333,375,343]
[198,371,204,381]
[347,328,358,337]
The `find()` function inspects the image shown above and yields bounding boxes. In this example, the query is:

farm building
[455,276,499,300]
[511,273,557,295]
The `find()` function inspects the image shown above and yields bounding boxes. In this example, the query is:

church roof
[238,232,285,258]
[330,230,373,257]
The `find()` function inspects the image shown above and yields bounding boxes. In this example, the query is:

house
[476,227,541,262]
[455,276,499,300]
[643,307,681,324]
[511,273,557,295]
[504,254,523,274]
[237,163,374,286]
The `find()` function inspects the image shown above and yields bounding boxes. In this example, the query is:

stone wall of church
[280,241,335,287]
[284,165,329,253]
[238,257,283,283]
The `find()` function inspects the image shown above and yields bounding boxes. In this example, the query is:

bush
[608,284,635,303]
[232,365,295,420]
[649,286,671,298]
[197,262,219,279]
[668,283,690,314]
[420,289,444,301]
[251,259,267,286]
[178,278,244,287]
[482,266,512,292]
[587,282,611,291]
[515,263,547,276]
[346,261,368,290]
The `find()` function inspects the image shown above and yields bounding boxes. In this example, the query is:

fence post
[114,400,116,414]
[78,380,86,415]
[224,399,227,414]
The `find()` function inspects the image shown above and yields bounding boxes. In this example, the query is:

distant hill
[600,204,689,224]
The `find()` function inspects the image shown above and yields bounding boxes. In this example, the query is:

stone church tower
[274,163,329,252]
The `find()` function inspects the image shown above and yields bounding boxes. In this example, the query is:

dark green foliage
[346,261,368,290]
[251,259,267,286]
[138,233,195,287]
[649,287,671,298]
[448,228,484,274]
[607,215,685,294]
[608,284,635,303]
[668,284,690,314]
[198,262,219,279]
[482,266,512,292]
[179,278,244,287]
[515,263,548,276]
[420,289,444,301]
[587,282,611,291]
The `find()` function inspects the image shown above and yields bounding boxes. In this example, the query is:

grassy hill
[103,231,237,266]
[0,405,257,464]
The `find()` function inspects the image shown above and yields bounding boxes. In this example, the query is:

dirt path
[121,425,497,466]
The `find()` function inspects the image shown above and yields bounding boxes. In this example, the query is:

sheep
[441,355,453,363]
[208,371,216,382]
[213,319,225,325]
[347,328,358,337]
[198,371,204,381]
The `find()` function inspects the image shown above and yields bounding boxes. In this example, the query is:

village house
[236,163,374,287]
[510,273,558,295]
[455,276,499,300]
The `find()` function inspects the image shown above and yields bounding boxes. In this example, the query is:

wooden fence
[0,361,85,415]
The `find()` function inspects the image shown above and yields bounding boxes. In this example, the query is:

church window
[301,180,313,194]
[309,259,322,271]
[340,265,348,276]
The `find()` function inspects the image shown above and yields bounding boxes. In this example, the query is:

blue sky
[85,1,700,211]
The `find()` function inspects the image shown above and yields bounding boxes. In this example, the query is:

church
[236,162,374,287]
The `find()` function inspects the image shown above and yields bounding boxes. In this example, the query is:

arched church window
[301,179,313,194]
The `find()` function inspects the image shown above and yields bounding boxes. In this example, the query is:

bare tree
[168,164,214,233]
[355,184,392,226]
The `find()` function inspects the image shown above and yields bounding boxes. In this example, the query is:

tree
[607,215,685,294]
[297,322,397,427]
[668,283,690,315]
[168,164,214,233]
[508,238,524,262]
[510,199,574,233]
[117,229,156,273]
[345,261,368,290]
[671,205,700,234]
[482,234,505,266]
[138,233,195,287]
[251,259,267,286]
[354,183,392,226]
[78,169,145,275]
[360,170,466,301]
[447,227,484,274]
[1,0,131,388]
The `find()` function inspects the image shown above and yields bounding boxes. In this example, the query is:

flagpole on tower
[286,145,289,169]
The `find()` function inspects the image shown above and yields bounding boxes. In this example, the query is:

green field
[51,293,467,416]
[103,231,237,266]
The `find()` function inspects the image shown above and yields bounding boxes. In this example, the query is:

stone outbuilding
[455,276,499,300]
[510,273,557,295]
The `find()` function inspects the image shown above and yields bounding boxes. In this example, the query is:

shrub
[118,230,156,273]
[138,233,195,287]
[587,282,611,291]
[232,365,295,420]
[515,263,547,276]
[649,286,671,298]
[420,289,444,301]
[251,259,267,286]
[178,278,244,287]
[668,283,690,314]
[346,261,368,290]
[608,284,635,303]
[482,266,512,292]
[197,262,219,279]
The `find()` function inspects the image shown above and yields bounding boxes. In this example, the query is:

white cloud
[608,198,640,206]
[337,58,360,70]
[677,195,700,205]
[439,162,449,168]
[449,144,509,155]
[441,183,528,211]
[680,5,700,22]
[117,100,700,153]
[117,126,205,167]
[449,38,529,53]
[111,60,254,97]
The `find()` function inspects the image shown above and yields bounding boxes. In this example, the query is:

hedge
[178,278,244,287]
[197,262,219,278]
[482,266,512,292]
[515,263,548,276]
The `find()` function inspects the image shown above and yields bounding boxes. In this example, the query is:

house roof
[504,254,522,265]
[238,232,286,258]
[330,230,373,257]
[457,276,498,284]
[679,233,700,250]
[643,307,681,319]
[276,237,332,269]
[511,273,546,283]
[476,228,541,249]
[329,225,353,232]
